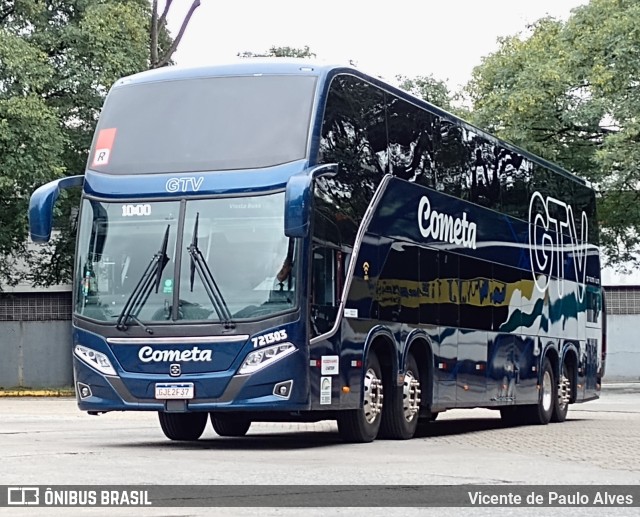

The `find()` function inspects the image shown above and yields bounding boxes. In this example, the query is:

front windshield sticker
[92,128,117,167]
[122,204,152,217]
[163,279,173,294]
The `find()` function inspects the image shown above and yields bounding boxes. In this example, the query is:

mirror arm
[29,175,84,243]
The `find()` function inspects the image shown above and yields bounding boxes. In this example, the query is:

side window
[438,252,459,327]
[316,74,390,245]
[309,181,352,337]
[310,245,348,337]
[496,149,532,220]
[386,96,437,187]
[376,243,420,324]
[419,246,439,325]
[313,176,358,249]
[434,120,467,197]
[458,256,493,331]
[462,134,531,217]
[465,135,501,211]
[318,74,388,211]
[492,263,524,332]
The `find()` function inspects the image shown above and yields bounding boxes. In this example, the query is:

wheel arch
[561,342,580,403]
[364,326,398,391]
[542,341,560,382]
[404,330,434,410]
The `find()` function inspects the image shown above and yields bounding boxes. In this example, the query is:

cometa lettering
[138,346,212,363]
[418,196,477,249]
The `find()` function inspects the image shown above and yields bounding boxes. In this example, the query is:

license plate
[155,383,194,400]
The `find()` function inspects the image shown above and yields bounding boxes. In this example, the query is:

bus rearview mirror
[29,175,84,243]
[284,163,338,238]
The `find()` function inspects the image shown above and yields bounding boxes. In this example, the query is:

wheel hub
[402,370,421,422]
[558,373,571,409]
[542,369,553,411]
[363,368,383,424]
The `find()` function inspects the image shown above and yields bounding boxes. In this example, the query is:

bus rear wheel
[337,351,384,443]
[380,353,421,439]
[519,357,555,425]
[158,411,207,441]
[210,413,251,437]
[552,362,572,423]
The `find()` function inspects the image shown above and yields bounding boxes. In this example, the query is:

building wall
[604,287,640,381]
[0,292,73,388]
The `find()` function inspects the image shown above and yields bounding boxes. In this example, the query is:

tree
[465,0,640,268]
[0,0,198,289]
[396,74,455,112]
[150,0,201,68]
[238,45,316,59]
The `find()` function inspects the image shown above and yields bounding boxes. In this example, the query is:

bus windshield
[75,192,297,325]
[89,74,317,174]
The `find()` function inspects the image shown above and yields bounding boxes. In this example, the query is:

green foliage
[465,0,640,268]
[396,74,453,111]
[238,45,316,59]
[0,0,152,288]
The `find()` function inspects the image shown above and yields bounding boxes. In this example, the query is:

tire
[552,362,571,423]
[337,351,384,443]
[519,357,555,425]
[379,353,421,440]
[210,413,251,437]
[158,411,207,441]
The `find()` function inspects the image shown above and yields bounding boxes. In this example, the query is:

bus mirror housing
[29,175,84,243]
[284,163,338,238]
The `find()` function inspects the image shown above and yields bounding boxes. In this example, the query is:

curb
[0,388,75,397]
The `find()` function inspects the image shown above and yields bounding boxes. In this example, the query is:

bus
[28,60,606,443]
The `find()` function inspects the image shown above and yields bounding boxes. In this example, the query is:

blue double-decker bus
[29,60,606,442]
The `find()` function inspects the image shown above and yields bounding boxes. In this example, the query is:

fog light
[273,380,293,399]
[77,382,92,399]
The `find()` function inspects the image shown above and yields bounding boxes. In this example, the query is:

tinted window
[318,74,387,225]
[318,73,595,239]
[439,252,459,327]
[458,256,493,331]
[90,75,317,173]
[419,246,439,325]
[492,264,524,332]
[386,96,437,186]
[377,243,420,324]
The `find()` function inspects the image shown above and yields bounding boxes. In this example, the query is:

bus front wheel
[158,411,207,441]
[210,413,251,437]
[337,351,384,443]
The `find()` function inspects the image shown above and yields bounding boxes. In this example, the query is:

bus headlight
[238,343,296,375]
[74,345,117,376]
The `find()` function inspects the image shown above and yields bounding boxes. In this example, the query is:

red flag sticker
[92,128,117,167]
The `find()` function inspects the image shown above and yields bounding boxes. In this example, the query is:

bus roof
[112,59,588,188]
[112,59,335,87]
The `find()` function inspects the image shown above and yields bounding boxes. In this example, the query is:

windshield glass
[75,193,297,324]
[89,75,317,173]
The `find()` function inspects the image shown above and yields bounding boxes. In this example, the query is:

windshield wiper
[115,225,171,333]
[188,213,235,328]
